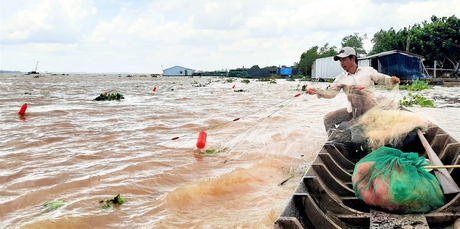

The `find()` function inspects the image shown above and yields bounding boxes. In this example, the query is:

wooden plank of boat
[274,125,460,228]
[417,129,460,194]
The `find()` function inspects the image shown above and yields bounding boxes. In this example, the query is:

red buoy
[18,103,28,115]
[196,131,207,149]
[232,85,235,89]
[153,87,157,92]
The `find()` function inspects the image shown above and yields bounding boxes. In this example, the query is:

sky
[1,0,459,74]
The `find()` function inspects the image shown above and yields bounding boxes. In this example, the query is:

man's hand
[390,76,400,85]
[305,87,316,95]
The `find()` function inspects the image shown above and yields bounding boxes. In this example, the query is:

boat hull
[275,125,460,228]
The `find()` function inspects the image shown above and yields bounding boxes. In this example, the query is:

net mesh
[352,146,445,213]
[328,86,430,156]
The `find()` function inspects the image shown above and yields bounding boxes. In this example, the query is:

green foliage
[200,148,227,155]
[298,76,310,81]
[369,15,460,75]
[369,27,407,55]
[100,194,125,209]
[257,78,277,84]
[341,33,368,55]
[94,92,124,101]
[298,43,338,76]
[204,149,217,155]
[42,200,65,211]
[270,74,283,79]
[399,80,431,91]
[241,79,250,84]
[399,92,434,107]
[257,77,271,82]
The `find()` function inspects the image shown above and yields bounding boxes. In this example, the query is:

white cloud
[1,0,459,73]
[1,0,96,43]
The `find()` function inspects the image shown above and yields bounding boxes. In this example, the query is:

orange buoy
[18,103,28,115]
[196,131,207,149]
[153,87,157,92]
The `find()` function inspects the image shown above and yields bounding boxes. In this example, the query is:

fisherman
[306,47,400,135]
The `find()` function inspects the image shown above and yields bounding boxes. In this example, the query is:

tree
[298,46,319,76]
[369,15,460,76]
[341,33,368,56]
[298,43,338,76]
[411,15,460,76]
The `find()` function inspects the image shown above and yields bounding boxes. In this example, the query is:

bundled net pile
[329,87,430,155]
[352,146,445,213]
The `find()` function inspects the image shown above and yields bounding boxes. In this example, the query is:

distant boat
[27,61,39,74]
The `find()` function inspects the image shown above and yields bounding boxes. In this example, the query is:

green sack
[352,146,445,213]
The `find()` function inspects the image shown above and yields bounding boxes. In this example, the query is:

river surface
[1,74,459,229]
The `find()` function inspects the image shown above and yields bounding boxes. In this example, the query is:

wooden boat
[274,124,460,228]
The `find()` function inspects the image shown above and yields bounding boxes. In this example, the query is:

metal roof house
[358,50,425,80]
[312,50,426,80]
[163,66,195,76]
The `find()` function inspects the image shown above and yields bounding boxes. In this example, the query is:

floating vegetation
[93,92,124,101]
[100,194,125,209]
[298,76,310,81]
[204,149,218,155]
[257,78,277,84]
[241,79,250,84]
[399,80,431,91]
[257,77,271,82]
[199,148,226,155]
[301,84,307,91]
[42,200,65,211]
[399,92,434,107]
[286,76,295,81]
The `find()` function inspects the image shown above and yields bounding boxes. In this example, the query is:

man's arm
[370,68,400,85]
[306,79,342,99]
[315,84,341,99]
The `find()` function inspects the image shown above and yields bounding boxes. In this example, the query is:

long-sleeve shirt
[315,66,394,99]
[315,66,395,112]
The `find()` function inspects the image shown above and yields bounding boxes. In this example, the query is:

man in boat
[306,47,400,135]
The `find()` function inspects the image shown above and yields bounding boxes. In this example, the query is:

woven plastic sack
[352,146,445,213]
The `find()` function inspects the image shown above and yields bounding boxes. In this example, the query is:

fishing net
[352,146,445,213]
[328,86,430,158]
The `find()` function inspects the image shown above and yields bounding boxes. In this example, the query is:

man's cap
[334,47,357,61]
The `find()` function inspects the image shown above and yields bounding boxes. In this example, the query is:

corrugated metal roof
[163,65,195,71]
[359,50,425,60]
